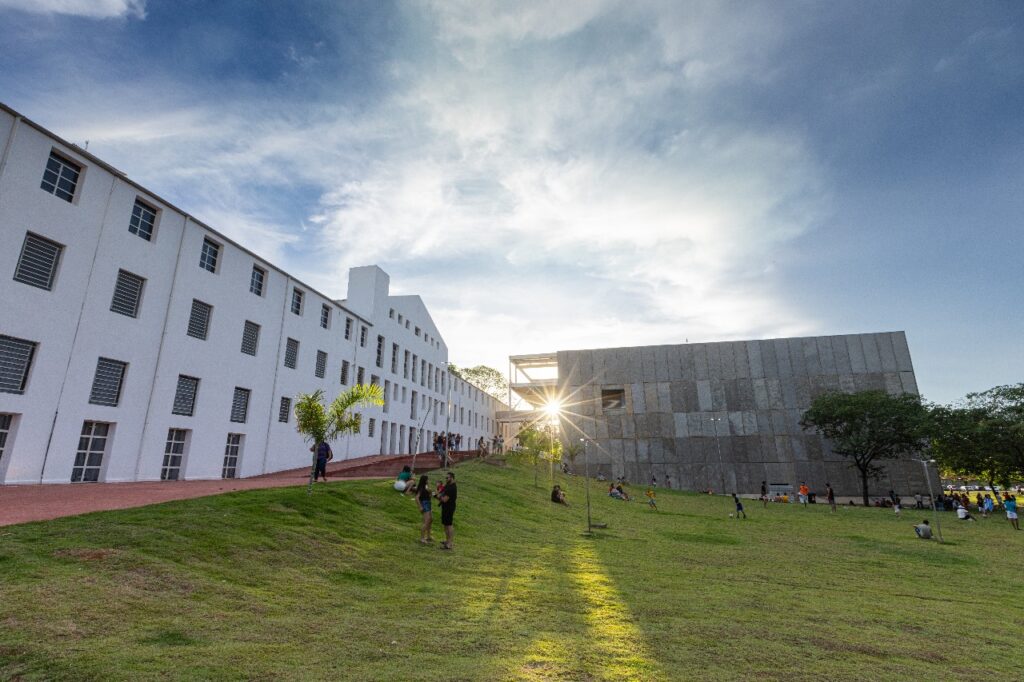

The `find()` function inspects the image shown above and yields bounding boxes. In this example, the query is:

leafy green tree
[448,363,508,402]
[800,390,930,506]
[931,384,1024,488]
[294,385,384,493]
[563,441,582,473]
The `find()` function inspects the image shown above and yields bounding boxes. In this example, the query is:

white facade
[0,103,504,485]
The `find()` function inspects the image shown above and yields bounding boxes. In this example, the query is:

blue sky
[1,0,1021,403]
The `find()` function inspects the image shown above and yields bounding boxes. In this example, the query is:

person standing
[826,482,836,513]
[664,474,671,489]
[893,495,902,517]
[311,440,333,482]
[437,471,458,550]
[761,480,769,508]
[798,482,809,507]
[914,492,924,510]
[1005,494,1020,531]
[415,474,434,544]
[645,487,658,511]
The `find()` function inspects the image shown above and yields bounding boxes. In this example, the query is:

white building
[0,102,505,485]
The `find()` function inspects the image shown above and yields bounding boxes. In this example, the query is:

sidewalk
[0,451,477,527]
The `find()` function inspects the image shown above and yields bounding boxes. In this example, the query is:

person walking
[732,493,746,519]
[826,482,837,513]
[761,480,769,508]
[1005,493,1020,531]
[414,474,434,544]
[798,482,809,507]
[437,471,458,550]
[311,440,333,482]
[645,487,658,511]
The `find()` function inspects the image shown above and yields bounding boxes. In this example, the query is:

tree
[448,364,508,402]
[931,384,1024,487]
[800,390,929,506]
[563,441,582,473]
[294,385,384,494]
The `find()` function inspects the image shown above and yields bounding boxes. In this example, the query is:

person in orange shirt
[798,482,810,506]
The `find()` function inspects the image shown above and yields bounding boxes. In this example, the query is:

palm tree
[294,384,384,494]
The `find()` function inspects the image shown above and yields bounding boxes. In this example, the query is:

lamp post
[915,457,943,543]
[581,437,592,534]
[709,415,726,494]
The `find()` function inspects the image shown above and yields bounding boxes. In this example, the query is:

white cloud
[0,0,145,19]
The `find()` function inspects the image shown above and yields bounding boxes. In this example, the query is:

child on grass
[732,493,746,519]
[645,487,657,511]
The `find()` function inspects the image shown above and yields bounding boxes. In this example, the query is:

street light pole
[710,416,726,494]
[916,457,943,544]
[582,437,592,534]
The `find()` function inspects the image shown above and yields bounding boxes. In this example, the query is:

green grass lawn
[1,459,1021,681]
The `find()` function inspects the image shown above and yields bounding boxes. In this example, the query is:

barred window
[315,350,327,378]
[340,360,350,385]
[0,413,12,464]
[240,320,260,356]
[129,199,157,241]
[199,238,220,273]
[320,304,330,329]
[110,269,145,318]
[278,396,291,423]
[230,387,250,423]
[0,335,37,394]
[284,338,299,369]
[375,335,385,367]
[88,357,127,407]
[71,421,108,482]
[368,418,376,438]
[223,433,242,479]
[391,343,399,373]
[187,299,212,340]
[14,232,63,291]
[344,317,353,340]
[172,375,199,416]
[359,326,368,347]
[356,366,365,385]
[40,151,80,202]
[291,288,304,315]
[250,265,266,296]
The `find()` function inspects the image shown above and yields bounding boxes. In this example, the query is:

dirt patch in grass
[53,547,122,561]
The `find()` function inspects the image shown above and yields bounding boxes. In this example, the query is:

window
[187,299,212,340]
[601,389,625,411]
[403,350,410,379]
[383,380,390,413]
[172,375,199,416]
[391,343,399,373]
[370,374,380,386]
[291,288,304,315]
[14,232,63,291]
[223,433,242,479]
[278,397,291,423]
[162,428,188,480]
[404,320,409,329]
[340,360,350,385]
[356,366,365,385]
[420,359,426,386]
[40,151,80,202]
[411,355,418,383]
[344,317,353,340]
[0,335,37,394]
[320,304,331,329]
[411,391,418,420]
[368,418,376,438]
[129,199,157,241]
[284,338,299,369]
[415,326,421,337]
[71,421,108,482]
[230,387,250,423]
[89,358,127,407]
[359,326,368,347]
[398,314,404,324]
[110,269,145,318]
[240,320,260,356]
[376,335,385,367]
[249,265,266,296]
[0,414,12,465]
[199,238,220,273]
[389,308,395,319]
[315,350,327,378]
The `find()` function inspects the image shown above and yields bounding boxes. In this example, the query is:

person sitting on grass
[551,485,569,506]
[913,519,933,540]
[608,484,625,501]
[615,484,631,501]
[956,502,977,521]
[394,465,414,493]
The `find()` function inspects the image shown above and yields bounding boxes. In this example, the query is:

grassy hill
[1,459,1021,681]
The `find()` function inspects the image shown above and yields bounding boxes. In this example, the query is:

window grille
[14,233,63,290]
[89,358,127,406]
[230,387,250,423]
[284,338,299,369]
[278,397,291,423]
[376,335,385,367]
[344,318,353,340]
[359,326,368,347]
[340,360,350,385]
[110,269,145,317]
[315,350,327,378]
[240,321,260,355]
[187,299,212,340]
[0,335,37,394]
[172,375,199,416]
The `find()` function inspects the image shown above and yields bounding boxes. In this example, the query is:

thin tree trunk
[859,466,870,507]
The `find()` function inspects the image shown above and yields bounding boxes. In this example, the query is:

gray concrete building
[510,332,932,498]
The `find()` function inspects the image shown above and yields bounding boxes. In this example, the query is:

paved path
[0,452,471,527]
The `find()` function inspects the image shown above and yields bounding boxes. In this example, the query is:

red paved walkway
[0,451,478,527]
